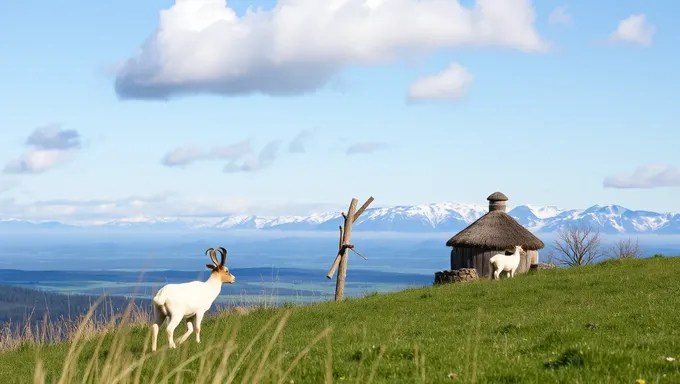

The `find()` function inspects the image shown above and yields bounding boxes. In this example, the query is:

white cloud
[407,63,474,102]
[224,139,283,173]
[115,0,549,99]
[3,149,75,174]
[603,164,680,189]
[161,139,253,167]
[26,124,81,150]
[346,141,388,155]
[3,125,83,175]
[0,193,342,224]
[288,128,318,153]
[609,14,655,46]
[548,6,572,25]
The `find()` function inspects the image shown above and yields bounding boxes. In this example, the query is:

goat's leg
[165,313,183,349]
[151,306,166,353]
[177,317,194,345]
[194,312,205,344]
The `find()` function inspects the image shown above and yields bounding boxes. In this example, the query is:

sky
[0,0,679,223]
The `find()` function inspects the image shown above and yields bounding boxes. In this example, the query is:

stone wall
[433,268,479,285]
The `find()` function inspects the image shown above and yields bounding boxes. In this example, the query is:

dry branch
[326,226,344,279]
[353,196,374,222]
[349,247,368,260]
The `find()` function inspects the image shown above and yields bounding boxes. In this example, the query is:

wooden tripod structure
[326,196,374,301]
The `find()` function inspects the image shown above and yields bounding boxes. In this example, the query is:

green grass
[2,257,680,383]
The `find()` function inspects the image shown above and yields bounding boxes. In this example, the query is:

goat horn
[217,247,227,266]
[205,247,219,266]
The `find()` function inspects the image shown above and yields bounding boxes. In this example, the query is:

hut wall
[527,250,539,266]
[451,247,535,278]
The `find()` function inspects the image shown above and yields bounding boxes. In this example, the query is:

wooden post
[326,196,374,301]
[335,198,357,301]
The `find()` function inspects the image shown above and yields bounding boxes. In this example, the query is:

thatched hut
[445,192,545,278]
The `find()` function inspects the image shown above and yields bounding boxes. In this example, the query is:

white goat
[151,247,236,352]
[489,245,523,280]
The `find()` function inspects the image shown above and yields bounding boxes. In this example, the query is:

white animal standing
[151,247,236,352]
[489,245,523,280]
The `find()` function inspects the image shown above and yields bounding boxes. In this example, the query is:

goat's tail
[153,289,169,316]
[488,259,495,280]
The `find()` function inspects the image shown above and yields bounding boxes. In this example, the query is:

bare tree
[552,224,605,266]
[544,249,555,264]
[607,237,642,260]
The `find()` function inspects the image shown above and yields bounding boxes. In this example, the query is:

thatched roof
[487,191,508,201]
[445,210,545,250]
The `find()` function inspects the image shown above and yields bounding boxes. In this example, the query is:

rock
[433,268,479,285]
[537,263,557,270]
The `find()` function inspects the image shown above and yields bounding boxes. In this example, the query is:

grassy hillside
[2,257,680,383]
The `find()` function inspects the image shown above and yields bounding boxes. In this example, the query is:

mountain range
[1,202,679,235]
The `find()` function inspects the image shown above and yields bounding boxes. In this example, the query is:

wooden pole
[326,225,343,279]
[335,198,358,301]
[326,196,374,300]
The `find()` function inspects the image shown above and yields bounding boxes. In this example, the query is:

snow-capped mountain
[90,202,680,234]
[505,204,567,231]
[214,212,340,230]
[534,205,672,234]
[1,202,678,235]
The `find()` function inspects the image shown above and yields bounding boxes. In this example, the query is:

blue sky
[0,0,678,223]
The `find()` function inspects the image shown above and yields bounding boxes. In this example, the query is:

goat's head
[515,245,524,253]
[205,247,236,284]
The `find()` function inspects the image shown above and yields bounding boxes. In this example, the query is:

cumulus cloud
[346,141,388,155]
[224,139,283,173]
[114,0,549,100]
[603,164,680,189]
[3,125,83,175]
[609,14,655,46]
[407,63,474,102]
[548,6,572,25]
[26,125,81,150]
[161,139,253,167]
[288,128,317,153]
[0,193,342,224]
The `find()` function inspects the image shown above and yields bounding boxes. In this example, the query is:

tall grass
[30,295,337,384]
[0,297,152,353]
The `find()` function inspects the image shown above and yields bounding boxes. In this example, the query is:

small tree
[607,237,642,260]
[552,224,605,266]
[544,249,556,264]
